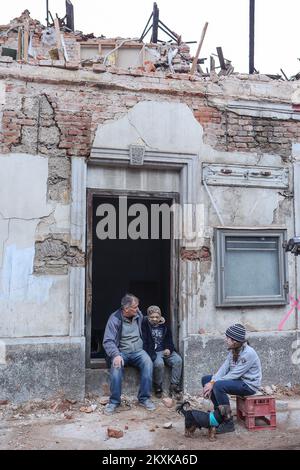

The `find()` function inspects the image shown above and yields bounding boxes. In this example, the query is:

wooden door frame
[85,189,179,369]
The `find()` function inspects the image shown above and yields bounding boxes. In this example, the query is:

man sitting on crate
[201,324,262,434]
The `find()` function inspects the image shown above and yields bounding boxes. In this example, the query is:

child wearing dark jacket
[142,305,182,398]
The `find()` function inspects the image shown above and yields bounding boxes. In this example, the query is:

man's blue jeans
[202,374,255,406]
[109,350,153,405]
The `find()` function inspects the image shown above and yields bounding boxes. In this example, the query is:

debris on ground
[99,397,110,406]
[163,422,173,429]
[79,405,97,413]
[64,411,74,420]
[107,427,124,439]
[51,399,72,413]
[162,398,174,408]
[1,390,300,450]
[263,385,273,395]
[260,384,300,398]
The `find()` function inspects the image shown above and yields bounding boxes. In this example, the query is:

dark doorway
[90,195,172,360]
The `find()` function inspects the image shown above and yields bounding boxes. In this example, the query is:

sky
[1,0,300,77]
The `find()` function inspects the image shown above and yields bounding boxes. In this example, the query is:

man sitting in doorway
[103,293,156,414]
[142,305,183,398]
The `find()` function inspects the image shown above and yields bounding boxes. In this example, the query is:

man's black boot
[169,383,182,400]
[154,386,163,398]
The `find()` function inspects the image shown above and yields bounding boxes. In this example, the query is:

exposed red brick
[180,247,211,261]
[107,427,124,439]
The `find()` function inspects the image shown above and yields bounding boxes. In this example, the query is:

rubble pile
[148,43,192,73]
[0,10,194,76]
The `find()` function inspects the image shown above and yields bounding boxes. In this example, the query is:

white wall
[0,153,70,337]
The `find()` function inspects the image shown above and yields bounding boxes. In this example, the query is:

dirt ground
[1,389,300,450]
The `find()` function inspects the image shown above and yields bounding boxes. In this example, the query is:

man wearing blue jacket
[102,293,156,415]
[202,324,262,434]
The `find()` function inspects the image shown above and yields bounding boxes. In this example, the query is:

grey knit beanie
[225,324,246,342]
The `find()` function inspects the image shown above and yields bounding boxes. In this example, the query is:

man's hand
[203,381,214,398]
[163,349,171,357]
[113,355,124,368]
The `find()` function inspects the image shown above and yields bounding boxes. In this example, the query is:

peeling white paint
[0,218,9,269]
[93,101,203,154]
[0,151,71,337]
[94,114,141,149]
[0,245,53,303]
[53,204,70,233]
[0,245,69,336]
[207,187,279,226]
[0,153,52,219]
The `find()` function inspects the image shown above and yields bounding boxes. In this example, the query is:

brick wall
[1,68,300,162]
[194,108,300,159]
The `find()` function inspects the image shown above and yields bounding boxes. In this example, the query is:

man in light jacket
[202,323,262,433]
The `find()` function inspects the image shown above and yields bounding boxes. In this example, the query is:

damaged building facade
[0,11,300,402]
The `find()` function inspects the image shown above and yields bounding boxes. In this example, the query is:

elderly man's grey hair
[121,293,139,309]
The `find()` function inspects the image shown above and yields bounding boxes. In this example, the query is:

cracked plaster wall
[93,101,296,335]
[0,153,70,337]
[93,100,204,153]
[0,70,299,398]
[0,84,297,338]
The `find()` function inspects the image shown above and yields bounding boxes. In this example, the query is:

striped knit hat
[225,324,246,343]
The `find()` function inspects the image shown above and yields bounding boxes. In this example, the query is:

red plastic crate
[236,395,276,431]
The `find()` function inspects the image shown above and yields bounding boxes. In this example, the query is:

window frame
[215,228,288,307]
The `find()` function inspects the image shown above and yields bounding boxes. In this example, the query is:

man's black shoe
[169,383,183,400]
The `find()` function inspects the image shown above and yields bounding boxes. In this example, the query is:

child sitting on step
[142,305,183,398]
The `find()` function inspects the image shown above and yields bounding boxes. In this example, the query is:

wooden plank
[54,17,65,61]
[23,21,29,62]
[280,68,289,81]
[61,35,69,62]
[190,22,208,74]
[216,46,226,70]
[151,2,159,43]
[249,0,255,74]
[66,0,74,31]
[46,0,49,26]
[17,27,22,61]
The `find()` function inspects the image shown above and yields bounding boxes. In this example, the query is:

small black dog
[176,401,231,440]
